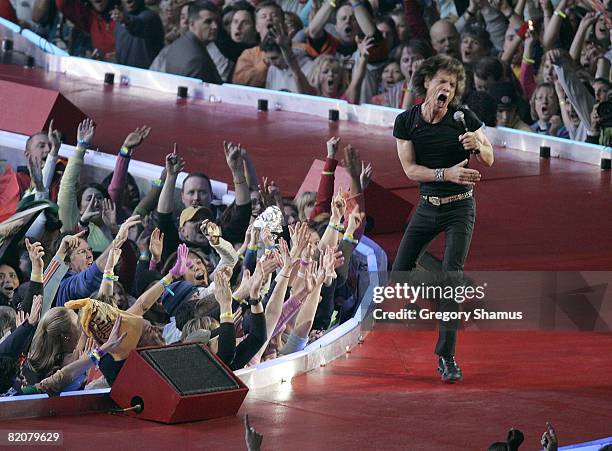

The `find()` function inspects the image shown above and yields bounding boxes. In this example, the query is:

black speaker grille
[140,344,240,395]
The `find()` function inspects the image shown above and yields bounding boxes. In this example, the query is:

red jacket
[56,0,116,56]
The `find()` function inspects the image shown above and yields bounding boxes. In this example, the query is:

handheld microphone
[454,110,480,155]
[453,110,468,132]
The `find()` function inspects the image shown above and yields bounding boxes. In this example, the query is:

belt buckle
[429,196,440,206]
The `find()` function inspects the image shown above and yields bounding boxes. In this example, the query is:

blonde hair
[308,55,348,97]
[180,316,219,342]
[294,191,316,222]
[27,307,75,379]
[530,82,559,122]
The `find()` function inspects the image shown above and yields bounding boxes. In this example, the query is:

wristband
[248,297,262,306]
[139,253,150,262]
[150,178,163,188]
[300,258,311,266]
[321,171,335,175]
[554,9,566,18]
[149,259,159,271]
[343,233,358,245]
[434,168,445,182]
[247,245,258,252]
[89,349,102,367]
[232,295,248,305]
[103,273,118,281]
[160,275,174,296]
[77,139,89,148]
[119,146,131,157]
[220,311,234,321]
[327,222,345,232]
[30,272,43,283]
[522,56,535,65]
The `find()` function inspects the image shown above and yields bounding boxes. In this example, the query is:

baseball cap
[179,206,214,228]
[489,82,519,110]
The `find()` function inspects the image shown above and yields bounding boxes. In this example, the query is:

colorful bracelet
[247,245,258,252]
[343,233,358,245]
[30,272,43,283]
[328,222,345,232]
[119,146,131,157]
[553,9,566,19]
[103,273,118,281]
[300,258,312,266]
[160,275,174,296]
[321,171,335,175]
[150,178,163,188]
[89,348,103,366]
[139,253,150,262]
[220,311,234,321]
[77,139,89,148]
[522,56,535,65]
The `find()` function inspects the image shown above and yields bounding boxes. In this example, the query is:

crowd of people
[2,0,612,141]
[0,118,373,396]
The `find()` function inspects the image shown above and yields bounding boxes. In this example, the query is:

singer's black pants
[392,197,476,357]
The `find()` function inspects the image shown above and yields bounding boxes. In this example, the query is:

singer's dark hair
[411,54,466,105]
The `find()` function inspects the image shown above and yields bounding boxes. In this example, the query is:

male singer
[392,54,494,382]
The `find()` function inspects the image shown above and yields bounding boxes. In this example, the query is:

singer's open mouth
[436,93,448,106]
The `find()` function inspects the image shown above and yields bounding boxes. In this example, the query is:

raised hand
[48,119,62,157]
[244,415,263,451]
[322,245,337,285]
[113,215,141,248]
[122,125,151,149]
[101,199,118,232]
[165,148,185,177]
[77,118,95,145]
[200,219,221,246]
[169,243,191,278]
[223,141,244,174]
[149,228,164,262]
[80,196,101,224]
[356,35,375,60]
[360,161,373,191]
[331,190,347,222]
[326,136,341,159]
[29,294,43,326]
[81,337,96,359]
[541,422,558,451]
[213,269,232,309]
[258,177,273,208]
[110,6,125,23]
[58,230,87,259]
[342,144,361,181]
[234,268,252,301]
[105,243,122,272]
[25,238,45,274]
[15,310,28,328]
[443,159,481,187]
[288,222,310,261]
[260,225,274,249]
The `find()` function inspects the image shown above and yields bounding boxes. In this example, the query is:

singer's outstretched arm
[474,129,494,167]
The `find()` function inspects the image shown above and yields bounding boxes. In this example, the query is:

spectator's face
[595,14,608,42]
[231,10,255,43]
[319,60,343,97]
[69,239,94,273]
[222,10,234,35]
[27,134,52,162]
[430,22,459,57]
[563,99,581,127]
[381,62,402,90]
[179,4,190,32]
[496,106,517,128]
[335,5,357,43]
[0,265,19,301]
[541,55,555,83]
[391,13,409,43]
[250,191,263,217]
[256,6,283,40]
[121,0,140,13]
[184,252,208,286]
[283,205,298,225]
[534,86,557,122]
[424,70,457,108]
[285,13,301,40]
[181,220,208,246]
[182,176,212,208]
[461,35,486,65]
[474,74,494,92]
[580,43,602,74]
[593,81,610,103]
[79,187,104,215]
[89,0,110,12]
[400,46,423,80]
[302,202,315,221]
[264,50,286,69]
[190,10,219,44]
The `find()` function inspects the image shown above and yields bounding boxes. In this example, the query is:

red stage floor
[3,330,611,450]
[1,64,611,269]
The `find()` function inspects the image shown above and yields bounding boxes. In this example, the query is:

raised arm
[345,37,374,105]
[349,0,376,37]
[306,0,334,39]
[58,119,95,233]
[541,0,568,50]
[569,12,597,63]
[224,142,250,206]
[157,148,184,214]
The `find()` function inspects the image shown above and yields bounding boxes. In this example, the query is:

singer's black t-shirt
[393,104,484,196]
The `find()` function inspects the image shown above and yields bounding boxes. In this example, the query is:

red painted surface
[1,65,610,269]
[2,330,611,450]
